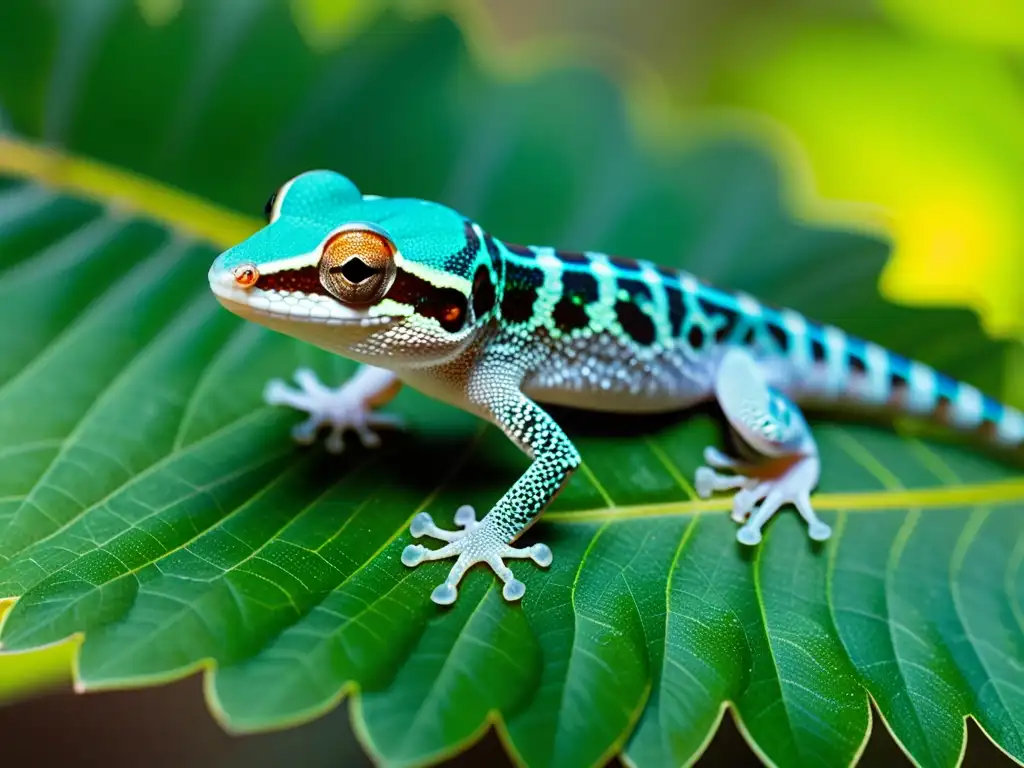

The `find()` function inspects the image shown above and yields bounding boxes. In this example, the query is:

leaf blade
[0,6,1022,766]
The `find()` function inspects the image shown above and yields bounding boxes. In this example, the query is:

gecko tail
[775,323,1024,453]
[911,373,1024,453]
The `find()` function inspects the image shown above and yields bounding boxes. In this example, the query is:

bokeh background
[0,0,1021,765]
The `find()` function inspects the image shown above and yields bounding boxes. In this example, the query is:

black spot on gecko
[555,250,590,265]
[767,323,789,353]
[501,260,544,325]
[655,263,680,281]
[506,260,544,290]
[553,271,598,333]
[562,270,599,305]
[471,264,496,320]
[553,297,589,332]
[810,336,828,363]
[616,301,656,346]
[501,288,536,324]
[665,284,686,337]
[504,242,535,258]
[607,254,644,274]
[687,325,705,350]
[848,351,867,374]
[713,306,740,343]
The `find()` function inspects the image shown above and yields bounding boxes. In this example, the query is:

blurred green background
[0,0,1021,765]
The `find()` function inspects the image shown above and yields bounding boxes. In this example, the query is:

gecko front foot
[264,367,403,453]
[401,505,553,605]
[695,447,831,545]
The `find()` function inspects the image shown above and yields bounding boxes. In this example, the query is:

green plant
[0,3,1021,767]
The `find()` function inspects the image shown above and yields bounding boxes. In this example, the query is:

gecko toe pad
[431,582,459,605]
[807,520,833,542]
[736,526,762,546]
[401,544,429,566]
[453,504,476,527]
[527,543,552,567]
[694,467,718,499]
[401,505,553,605]
[409,512,434,538]
[502,579,526,601]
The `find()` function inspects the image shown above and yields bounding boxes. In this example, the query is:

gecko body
[208,170,1024,605]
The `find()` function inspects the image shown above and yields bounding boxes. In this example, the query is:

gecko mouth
[208,268,394,328]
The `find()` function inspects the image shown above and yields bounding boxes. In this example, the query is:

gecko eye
[319,228,397,305]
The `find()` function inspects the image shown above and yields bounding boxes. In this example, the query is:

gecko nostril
[233,263,260,288]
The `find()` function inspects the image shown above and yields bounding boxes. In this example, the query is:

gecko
[207,169,1024,606]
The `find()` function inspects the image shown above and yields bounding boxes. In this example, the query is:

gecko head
[209,170,497,362]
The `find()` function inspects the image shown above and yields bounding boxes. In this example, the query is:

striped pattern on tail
[772,312,1024,451]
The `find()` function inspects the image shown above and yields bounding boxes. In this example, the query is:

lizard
[207,169,1024,606]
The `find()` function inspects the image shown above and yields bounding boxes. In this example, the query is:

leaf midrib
[0,136,256,247]
[544,478,1024,525]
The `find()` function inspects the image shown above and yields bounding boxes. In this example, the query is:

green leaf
[0,3,1022,767]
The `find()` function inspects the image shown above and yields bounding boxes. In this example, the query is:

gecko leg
[402,362,578,606]
[695,347,832,546]
[264,364,404,453]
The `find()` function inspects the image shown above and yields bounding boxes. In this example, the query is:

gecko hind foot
[704,348,831,546]
[695,452,832,546]
[401,506,552,605]
[264,368,403,453]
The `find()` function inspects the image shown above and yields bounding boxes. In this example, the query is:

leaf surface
[0,3,1022,767]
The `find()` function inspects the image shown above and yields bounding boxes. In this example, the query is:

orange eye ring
[233,264,260,288]
[319,228,397,304]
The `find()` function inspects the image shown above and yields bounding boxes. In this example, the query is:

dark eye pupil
[336,258,378,284]
[263,191,278,222]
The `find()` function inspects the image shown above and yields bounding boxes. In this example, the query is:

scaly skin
[208,170,1024,606]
